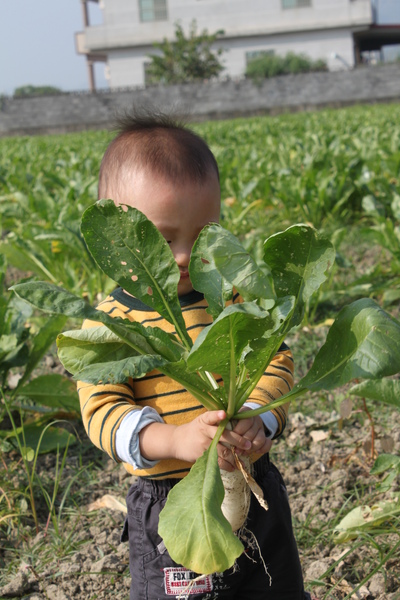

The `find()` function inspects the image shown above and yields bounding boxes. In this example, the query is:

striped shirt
[78,287,294,479]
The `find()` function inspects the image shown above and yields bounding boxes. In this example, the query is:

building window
[282,0,311,8]
[139,0,168,22]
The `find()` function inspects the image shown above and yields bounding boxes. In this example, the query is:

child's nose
[173,244,191,267]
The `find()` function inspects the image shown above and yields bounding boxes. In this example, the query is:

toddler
[78,109,312,600]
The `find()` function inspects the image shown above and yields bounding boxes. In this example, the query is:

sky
[1,0,400,97]
[0,0,108,96]
[375,0,400,23]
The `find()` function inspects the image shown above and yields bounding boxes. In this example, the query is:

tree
[245,52,327,83]
[146,20,225,85]
[13,85,62,97]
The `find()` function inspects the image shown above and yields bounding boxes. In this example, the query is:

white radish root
[220,449,269,532]
[220,454,251,531]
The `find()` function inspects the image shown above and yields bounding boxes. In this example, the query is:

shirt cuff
[115,406,164,469]
[243,403,278,439]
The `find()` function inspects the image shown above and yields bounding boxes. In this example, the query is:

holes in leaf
[136,249,140,253]
[131,275,138,282]
[121,205,128,212]
[147,286,153,296]
[121,261,127,266]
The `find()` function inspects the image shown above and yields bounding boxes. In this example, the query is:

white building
[75,0,400,91]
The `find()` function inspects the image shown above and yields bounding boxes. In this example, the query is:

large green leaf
[58,327,220,410]
[263,224,335,328]
[11,282,183,360]
[187,302,273,377]
[59,322,184,366]
[81,201,191,348]
[57,326,137,375]
[297,299,400,392]
[17,314,67,388]
[0,239,57,282]
[57,324,191,386]
[242,296,295,375]
[11,281,103,321]
[370,454,400,475]
[349,379,400,410]
[6,424,76,454]
[199,224,275,304]
[158,445,243,574]
[15,374,79,412]
[333,497,400,543]
[74,355,166,385]
[189,225,233,319]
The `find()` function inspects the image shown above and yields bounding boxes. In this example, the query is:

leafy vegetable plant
[11,199,400,575]
[0,254,79,455]
[0,134,114,303]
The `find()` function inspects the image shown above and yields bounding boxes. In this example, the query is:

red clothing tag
[164,567,213,596]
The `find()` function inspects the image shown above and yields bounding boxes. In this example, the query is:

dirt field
[1,393,399,599]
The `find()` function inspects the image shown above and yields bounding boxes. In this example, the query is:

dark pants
[123,455,310,599]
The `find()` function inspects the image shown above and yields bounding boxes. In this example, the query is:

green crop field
[2,103,400,305]
[1,103,400,599]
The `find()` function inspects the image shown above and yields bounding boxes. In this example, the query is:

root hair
[237,525,272,586]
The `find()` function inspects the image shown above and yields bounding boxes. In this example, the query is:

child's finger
[221,429,252,452]
[231,418,261,445]
[217,443,236,472]
[242,434,273,457]
[233,417,257,437]
[200,410,227,427]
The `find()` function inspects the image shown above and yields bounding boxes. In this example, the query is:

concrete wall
[1,64,399,137]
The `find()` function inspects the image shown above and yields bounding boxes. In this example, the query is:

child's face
[116,169,221,296]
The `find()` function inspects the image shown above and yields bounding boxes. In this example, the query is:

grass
[1,432,97,565]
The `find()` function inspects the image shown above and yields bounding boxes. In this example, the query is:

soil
[1,395,399,600]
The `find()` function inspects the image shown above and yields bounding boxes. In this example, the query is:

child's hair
[98,107,219,200]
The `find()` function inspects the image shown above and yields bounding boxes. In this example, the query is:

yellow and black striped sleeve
[77,295,141,463]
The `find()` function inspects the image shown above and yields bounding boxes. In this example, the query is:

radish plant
[0,254,78,454]
[11,199,400,575]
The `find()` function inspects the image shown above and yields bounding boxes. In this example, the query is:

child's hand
[139,410,271,472]
[231,413,272,458]
[172,410,253,470]
[215,414,272,472]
